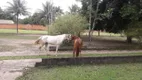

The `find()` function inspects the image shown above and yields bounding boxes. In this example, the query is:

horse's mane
[71,35,79,40]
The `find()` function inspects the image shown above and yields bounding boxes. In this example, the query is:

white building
[0,19,14,24]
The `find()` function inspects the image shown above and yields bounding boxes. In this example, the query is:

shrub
[48,14,87,36]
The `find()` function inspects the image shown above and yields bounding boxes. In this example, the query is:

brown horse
[71,35,83,57]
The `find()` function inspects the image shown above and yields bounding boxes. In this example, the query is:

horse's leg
[76,44,80,57]
[55,45,59,56]
[39,43,44,50]
[46,45,50,55]
[76,48,81,57]
[76,49,79,57]
[44,42,48,51]
[79,41,83,57]
[79,48,81,57]
[73,47,76,57]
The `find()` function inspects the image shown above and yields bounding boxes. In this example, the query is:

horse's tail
[76,38,83,57]
[76,42,80,57]
[34,38,41,45]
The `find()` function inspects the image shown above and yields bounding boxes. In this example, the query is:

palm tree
[7,0,28,34]
[40,1,53,25]
[39,1,63,25]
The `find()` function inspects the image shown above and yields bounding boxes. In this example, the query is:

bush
[48,14,87,36]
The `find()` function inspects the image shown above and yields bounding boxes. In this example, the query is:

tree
[0,7,13,20]
[0,7,5,18]
[125,21,142,44]
[80,0,142,43]
[20,16,32,24]
[39,1,63,25]
[20,12,45,25]
[49,14,87,36]
[99,0,142,43]
[120,3,142,43]
[7,0,29,34]
[69,4,80,14]
[79,0,101,41]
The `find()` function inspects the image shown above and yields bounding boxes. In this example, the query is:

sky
[0,0,82,14]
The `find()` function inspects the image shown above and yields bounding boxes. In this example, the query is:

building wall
[0,24,47,30]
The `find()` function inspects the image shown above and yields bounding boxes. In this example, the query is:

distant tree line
[0,0,81,26]
[0,0,81,34]
[0,7,14,20]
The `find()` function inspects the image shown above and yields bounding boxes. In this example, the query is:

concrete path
[0,59,41,80]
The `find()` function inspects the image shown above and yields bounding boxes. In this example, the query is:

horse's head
[64,34,72,42]
[71,35,78,40]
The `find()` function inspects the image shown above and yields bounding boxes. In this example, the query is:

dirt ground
[0,35,140,56]
[0,35,142,80]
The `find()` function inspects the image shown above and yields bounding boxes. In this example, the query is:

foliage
[120,3,142,43]
[80,0,142,33]
[0,7,14,20]
[79,0,142,43]
[6,0,29,16]
[49,14,87,35]
[69,4,81,14]
[125,21,142,43]
[20,1,63,26]
[80,0,107,30]
[120,4,140,21]
[39,1,63,25]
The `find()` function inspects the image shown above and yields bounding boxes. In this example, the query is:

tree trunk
[88,0,92,43]
[16,14,19,34]
[77,32,81,37]
[89,30,92,42]
[127,36,132,43]
[91,0,99,30]
[98,30,100,36]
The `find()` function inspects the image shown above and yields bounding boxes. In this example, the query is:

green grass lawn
[0,29,47,39]
[0,29,121,36]
[0,29,47,34]
[0,52,142,60]
[0,33,38,39]
[0,29,127,40]
[0,33,42,39]
[16,63,142,80]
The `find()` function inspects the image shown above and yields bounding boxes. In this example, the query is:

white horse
[35,34,71,56]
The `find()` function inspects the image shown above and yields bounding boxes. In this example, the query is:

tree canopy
[80,0,142,32]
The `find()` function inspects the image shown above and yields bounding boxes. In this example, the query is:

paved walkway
[0,59,41,80]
